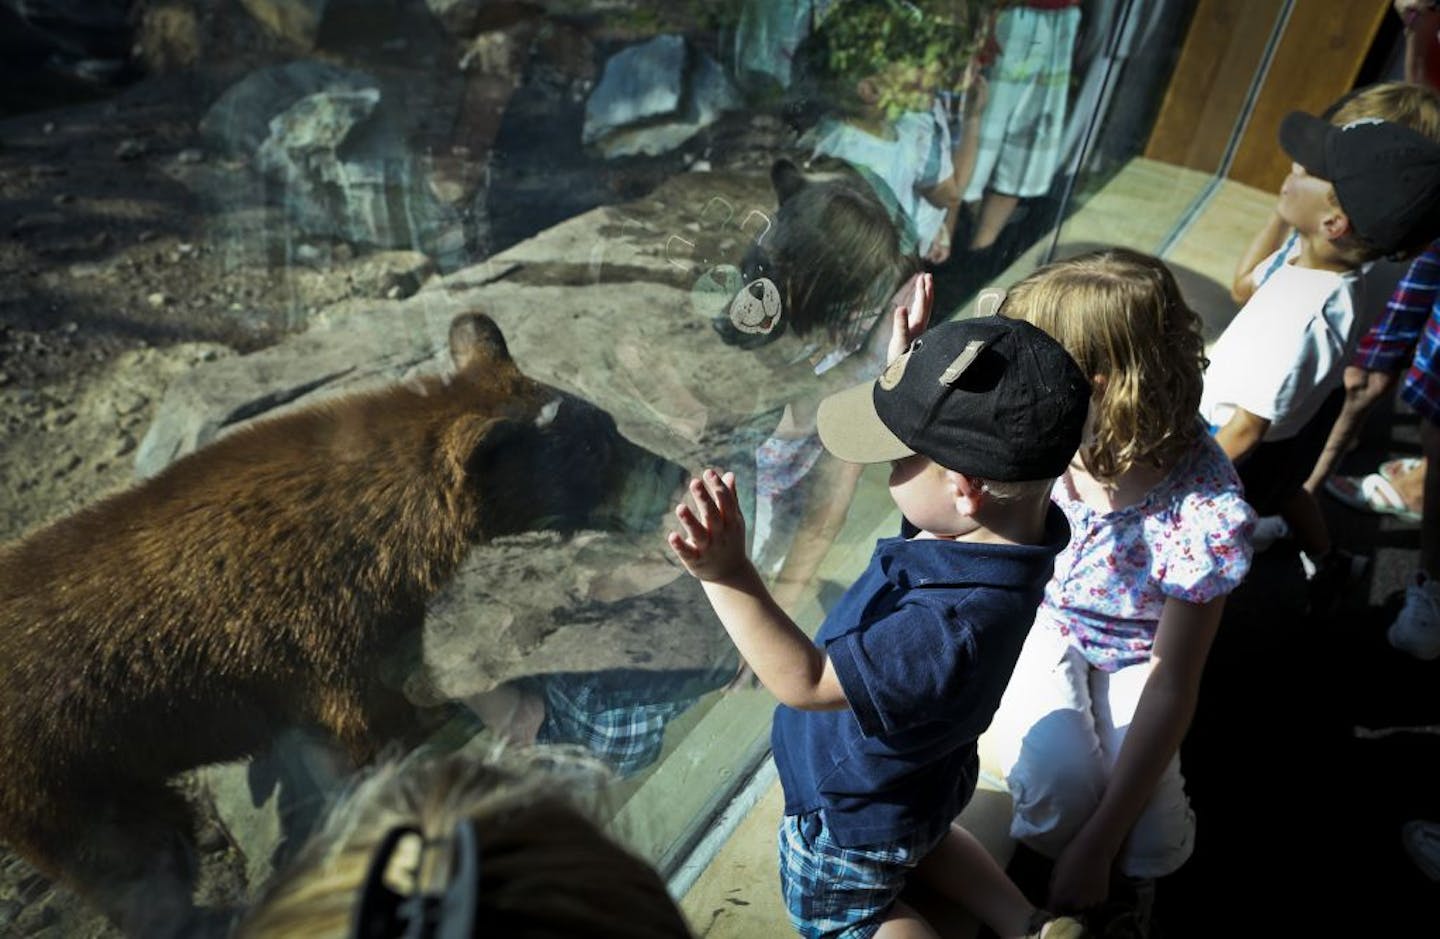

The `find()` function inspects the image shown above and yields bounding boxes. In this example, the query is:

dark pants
[1234,389,1345,516]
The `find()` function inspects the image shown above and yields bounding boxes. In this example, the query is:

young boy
[1201,109,1440,588]
[667,313,1090,939]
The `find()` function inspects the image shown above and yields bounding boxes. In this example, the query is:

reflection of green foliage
[817,0,1008,118]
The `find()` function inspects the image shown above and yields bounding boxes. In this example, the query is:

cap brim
[1279,111,1332,176]
[816,380,916,464]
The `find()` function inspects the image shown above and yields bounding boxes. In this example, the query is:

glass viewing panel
[0,1,1283,934]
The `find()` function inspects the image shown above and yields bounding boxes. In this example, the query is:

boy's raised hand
[668,469,748,583]
[887,271,933,364]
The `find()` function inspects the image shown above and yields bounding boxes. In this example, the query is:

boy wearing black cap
[1201,109,1440,586]
[667,314,1089,939]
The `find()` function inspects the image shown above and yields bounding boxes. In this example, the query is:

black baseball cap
[1279,111,1440,254]
[815,316,1090,481]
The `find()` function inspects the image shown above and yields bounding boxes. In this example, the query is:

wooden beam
[1144,0,1287,173]
[1227,0,1390,192]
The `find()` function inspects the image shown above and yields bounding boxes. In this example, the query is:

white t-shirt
[807,103,953,256]
[1200,235,1368,442]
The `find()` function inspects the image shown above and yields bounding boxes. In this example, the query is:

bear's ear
[449,313,512,374]
[771,158,808,205]
[443,413,526,482]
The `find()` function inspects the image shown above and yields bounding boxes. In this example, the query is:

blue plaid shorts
[534,670,715,778]
[777,810,948,939]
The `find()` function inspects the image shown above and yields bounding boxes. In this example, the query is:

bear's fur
[0,312,651,936]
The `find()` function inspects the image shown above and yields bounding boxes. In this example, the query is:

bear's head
[714,159,915,353]
[439,313,686,538]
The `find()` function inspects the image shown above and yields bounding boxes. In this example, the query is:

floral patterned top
[1037,431,1255,671]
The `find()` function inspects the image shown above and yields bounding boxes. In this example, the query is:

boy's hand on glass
[667,469,748,583]
[887,271,933,363]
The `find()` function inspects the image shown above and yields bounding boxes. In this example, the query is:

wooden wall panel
[1227,1,1390,192]
[1144,0,1286,173]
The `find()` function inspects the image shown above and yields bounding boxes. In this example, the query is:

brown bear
[0,311,681,937]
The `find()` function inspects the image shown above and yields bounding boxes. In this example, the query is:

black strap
[351,820,481,939]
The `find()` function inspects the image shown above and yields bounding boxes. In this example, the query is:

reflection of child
[806,90,958,259]
[713,164,930,697]
[991,250,1254,925]
[963,1,1081,252]
[800,1,965,260]
[669,312,1091,938]
[237,750,693,938]
[466,668,724,778]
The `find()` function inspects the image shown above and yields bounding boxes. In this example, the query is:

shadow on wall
[1051,241,1241,342]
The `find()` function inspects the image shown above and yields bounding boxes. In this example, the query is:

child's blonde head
[1001,249,1206,483]
[236,749,693,939]
[1329,81,1440,142]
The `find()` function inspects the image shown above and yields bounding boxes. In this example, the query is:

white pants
[986,622,1196,878]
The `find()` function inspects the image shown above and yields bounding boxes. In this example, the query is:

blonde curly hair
[1001,249,1206,484]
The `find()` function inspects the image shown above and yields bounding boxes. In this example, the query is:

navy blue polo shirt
[772,506,1069,848]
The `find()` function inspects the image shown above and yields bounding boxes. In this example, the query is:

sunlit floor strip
[667,755,779,903]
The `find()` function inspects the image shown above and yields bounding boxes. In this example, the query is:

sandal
[1026,910,1089,938]
[1379,456,1425,486]
[1324,471,1422,522]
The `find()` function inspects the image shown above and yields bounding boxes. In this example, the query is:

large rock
[411,530,733,703]
[583,34,686,145]
[595,50,742,159]
[583,35,742,158]
[253,86,466,259]
[199,60,376,158]
[132,302,435,479]
[143,168,853,472]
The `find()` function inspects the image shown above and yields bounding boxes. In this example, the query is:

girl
[990,249,1256,928]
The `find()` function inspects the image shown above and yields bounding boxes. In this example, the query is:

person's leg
[986,623,1106,858]
[909,824,1037,937]
[463,679,546,745]
[1420,419,1440,580]
[1389,418,1440,658]
[778,811,938,939]
[1304,367,1398,493]
[1092,661,1196,880]
[969,191,1022,250]
[1085,660,1194,938]
[875,899,943,938]
[1280,486,1330,559]
[969,7,1076,252]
